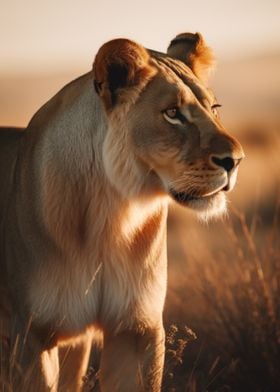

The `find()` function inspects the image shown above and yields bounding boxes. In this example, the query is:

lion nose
[211,156,242,172]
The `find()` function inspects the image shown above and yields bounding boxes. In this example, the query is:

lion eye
[166,108,178,118]
[163,108,184,125]
[211,103,222,117]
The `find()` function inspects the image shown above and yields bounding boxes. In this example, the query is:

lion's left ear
[167,32,215,84]
[93,39,155,111]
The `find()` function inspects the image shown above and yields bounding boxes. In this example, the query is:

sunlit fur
[0,33,243,391]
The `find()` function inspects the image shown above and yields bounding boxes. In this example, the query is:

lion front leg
[58,332,93,392]
[99,323,165,392]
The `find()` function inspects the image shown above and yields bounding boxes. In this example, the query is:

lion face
[93,34,244,218]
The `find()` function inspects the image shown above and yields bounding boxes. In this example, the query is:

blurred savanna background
[1,0,280,390]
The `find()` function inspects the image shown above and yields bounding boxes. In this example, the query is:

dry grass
[163,193,280,391]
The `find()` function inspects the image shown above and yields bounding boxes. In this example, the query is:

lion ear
[93,39,155,110]
[167,32,215,83]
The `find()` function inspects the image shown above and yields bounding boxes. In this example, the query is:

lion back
[0,128,24,218]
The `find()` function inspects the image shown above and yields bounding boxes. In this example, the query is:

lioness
[0,33,244,391]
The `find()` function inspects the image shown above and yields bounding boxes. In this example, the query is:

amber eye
[163,107,185,125]
[165,108,178,119]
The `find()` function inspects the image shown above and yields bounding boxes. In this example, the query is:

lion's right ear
[93,39,155,111]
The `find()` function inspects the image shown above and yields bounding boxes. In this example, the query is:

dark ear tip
[169,32,203,49]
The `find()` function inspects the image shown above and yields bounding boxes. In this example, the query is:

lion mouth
[170,189,200,203]
[169,188,220,205]
[168,187,227,218]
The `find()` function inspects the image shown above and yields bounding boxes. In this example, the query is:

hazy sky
[1,0,280,73]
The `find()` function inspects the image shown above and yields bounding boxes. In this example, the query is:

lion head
[93,33,244,219]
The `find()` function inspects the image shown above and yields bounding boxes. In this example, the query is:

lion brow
[152,55,212,109]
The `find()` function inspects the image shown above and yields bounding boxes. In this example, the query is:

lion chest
[29,200,168,333]
[29,239,167,334]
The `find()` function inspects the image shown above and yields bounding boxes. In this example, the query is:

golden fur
[0,33,244,391]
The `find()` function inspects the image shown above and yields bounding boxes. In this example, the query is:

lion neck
[25,72,168,256]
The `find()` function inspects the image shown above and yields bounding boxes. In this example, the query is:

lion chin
[169,189,227,221]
